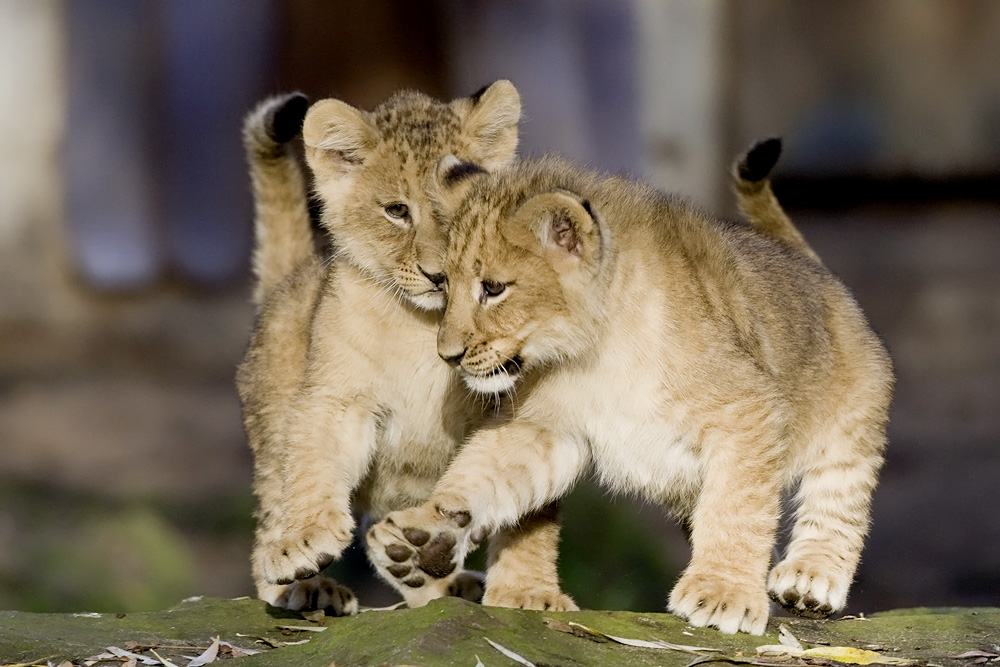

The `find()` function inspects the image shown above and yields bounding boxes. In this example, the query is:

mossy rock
[1,597,997,666]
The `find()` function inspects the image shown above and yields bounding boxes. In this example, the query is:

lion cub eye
[480,280,506,301]
[384,203,410,222]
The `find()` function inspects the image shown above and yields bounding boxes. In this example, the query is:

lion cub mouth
[463,356,523,394]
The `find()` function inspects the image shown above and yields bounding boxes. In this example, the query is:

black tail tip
[267,92,310,144]
[738,137,783,182]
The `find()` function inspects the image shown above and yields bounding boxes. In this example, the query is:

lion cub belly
[548,364,702,507]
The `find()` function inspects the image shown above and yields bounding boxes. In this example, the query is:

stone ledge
[2,596,997,666]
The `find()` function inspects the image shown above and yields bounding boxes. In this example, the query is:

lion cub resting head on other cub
[239,82,575,615]
[368,153,894,634]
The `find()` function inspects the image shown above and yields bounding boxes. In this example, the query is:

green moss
[1,597,997,667]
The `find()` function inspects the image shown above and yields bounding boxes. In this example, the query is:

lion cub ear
[301,98,377,181]
[429,154,488,217]
[453,80,521,170]
[506,191,603,273]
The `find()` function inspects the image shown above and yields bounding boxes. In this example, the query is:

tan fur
[241,93,316,306]
[367,156,893,634]
[732,138,820,261]
[238,84,576,613]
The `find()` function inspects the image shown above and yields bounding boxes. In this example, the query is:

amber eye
[482,280,506,298]
[385,203,410,220]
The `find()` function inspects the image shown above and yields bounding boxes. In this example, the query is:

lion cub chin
[368,155,893,634]
[238,83,575,614]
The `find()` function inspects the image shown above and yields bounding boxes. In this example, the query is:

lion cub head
[431,159,609,394]
[302,81,521,310]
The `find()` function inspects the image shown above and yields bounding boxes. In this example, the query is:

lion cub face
[434,164,605,393]
[302,82,520,310]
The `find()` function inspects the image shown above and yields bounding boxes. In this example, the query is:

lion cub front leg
[367,423,586,609]
[258,399,377,588]
[484,502,578,611]
[366,504,483,607]
[256,578,358,615]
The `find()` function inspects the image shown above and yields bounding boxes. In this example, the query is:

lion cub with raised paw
[367,150,893,634]
[238,83,576,614]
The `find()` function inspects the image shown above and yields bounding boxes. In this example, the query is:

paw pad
[387,564,411,578]
[385,544,413,562]
[416,533,458,578]
[404,528,431,546]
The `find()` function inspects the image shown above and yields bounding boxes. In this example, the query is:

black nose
[419,267,446,288]
[440,349,465,367]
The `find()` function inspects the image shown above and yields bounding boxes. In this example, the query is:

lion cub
[368,154,893,634]
[238,83,573,613]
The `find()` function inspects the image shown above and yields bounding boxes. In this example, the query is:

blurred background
[1,0,997,614]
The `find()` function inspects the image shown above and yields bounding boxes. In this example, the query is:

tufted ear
[301,98,377,181]
[452,80,521,170]
[503,191,603,274]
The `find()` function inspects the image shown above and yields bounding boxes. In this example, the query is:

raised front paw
[258,576,358,616]
[259,510,354,585]
[668,569,769,635]
[768,556,849,619]
[366,504,481,607]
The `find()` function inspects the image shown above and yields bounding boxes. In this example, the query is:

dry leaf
[277,624,328,632]
[107,646,160,665]
[565,621,722,654]
[757,643,916,665]
[187,636,221,667]
[778,624,803,650]
[218,640,262,657]
[148,648,181,667]
[301,609,327,625]
[1,659,55,667]
[485,638,536,666]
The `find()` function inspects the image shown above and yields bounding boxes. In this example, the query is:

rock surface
[1,597,997,667]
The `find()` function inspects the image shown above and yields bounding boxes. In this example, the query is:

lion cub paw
[768,557,849,619]
[484,585,579,612]
[448,570,486,602]
[259,576,358,615]
[668,570,769,635]
[259,510,354,585]
[366,505,481,606]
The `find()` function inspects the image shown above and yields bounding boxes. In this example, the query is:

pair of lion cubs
[238,81,892,635]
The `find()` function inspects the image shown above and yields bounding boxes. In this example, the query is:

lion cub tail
[732,138,820,262]
[242,92,315,306]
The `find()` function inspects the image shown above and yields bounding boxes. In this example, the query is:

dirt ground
[0,201,997,614]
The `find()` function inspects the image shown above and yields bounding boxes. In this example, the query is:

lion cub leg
[484,502,578,611]
[256,578,358,615]
[667,406,784,635]
[768,415,886,618]
[365,506,487,608]
[258,398,377,587]
[367,424,586,609]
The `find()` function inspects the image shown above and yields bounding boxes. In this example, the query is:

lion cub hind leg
[667,402,784,636]
[484,503,578,612]
[365,504,483,607]
[768,414,887,618]
[258,577,358,616]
